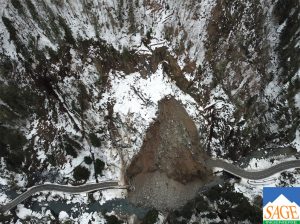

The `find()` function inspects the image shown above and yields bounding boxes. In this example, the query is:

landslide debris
[126,97,213,209]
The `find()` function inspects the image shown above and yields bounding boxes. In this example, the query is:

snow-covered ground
[0,0,299,223]
[234,155,300,204]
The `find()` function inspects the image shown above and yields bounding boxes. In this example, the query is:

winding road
[1,159,300,213]
[207,159,300,180]
[0,181,128,213]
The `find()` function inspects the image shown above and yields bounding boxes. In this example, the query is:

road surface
[1,159,300,213]
[0,181,128,213]
[207,159,300,180]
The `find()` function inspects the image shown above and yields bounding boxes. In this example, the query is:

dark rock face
[127,97,212,184]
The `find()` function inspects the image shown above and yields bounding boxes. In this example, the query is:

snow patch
[295,92,300,110]
[292,129,300,152]
[16,204,42,220]
[58,211,69,221]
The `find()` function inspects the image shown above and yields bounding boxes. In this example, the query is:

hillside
[0,0,299,223]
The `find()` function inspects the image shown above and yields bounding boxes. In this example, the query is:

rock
[126,97,213,210]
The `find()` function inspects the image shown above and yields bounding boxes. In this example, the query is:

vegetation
[73,165,90,181]
[64,136,81,158]
[62,220,73,224]
[142,209,159,224]
[2,17,18,44]
[169,183,261,223]
[164,26,174,42]
[25,0,38,21]
[39,1,61,40]
[0,214,13,223]
[121,47,133,62]
[0,127,27,152]
[274,0,299,81]
[65,143,78,158]
[89,133,101,147]
[11,0,25,15]
[25,0,51,41]
[0,126,27,171]
[146,28,152,40]
[94,159,105,176]
[0,105,18,123]
[0,83,39,117]
[142,28,152,46]
[208,184,261,222]
[78,83,90,112]
[58,16,75,45]
[128,0,136,33]
[2,16,31,60]
[104,214,123,224]
[84,156,93,165]
[117,0,124,26]
[6,151,25,170]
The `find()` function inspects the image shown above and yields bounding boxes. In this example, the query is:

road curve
[1,159,300,213]
[0,181,128,213]
[207,159,300,180]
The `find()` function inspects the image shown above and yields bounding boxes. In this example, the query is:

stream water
[1,185,150,220]
[1,146,297,220]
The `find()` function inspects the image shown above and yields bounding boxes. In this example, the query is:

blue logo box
[263,187,300,224]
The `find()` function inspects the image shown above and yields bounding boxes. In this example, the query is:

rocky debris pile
[126,97,213,209]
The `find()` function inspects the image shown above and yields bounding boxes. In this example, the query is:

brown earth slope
[126,97,213,209]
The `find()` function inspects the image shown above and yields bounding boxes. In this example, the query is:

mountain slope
[0,0,299,223]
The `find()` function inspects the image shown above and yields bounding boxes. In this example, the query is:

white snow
[0,17,18,60]
[0,0,298,222]
[234,155,300,204]
[136,43,152,55]
[0,176,8,185]
[156,212,166,224]
[60,149,89,176]
[246,158,273,170]
[38,34,58,51]
[99,189,126,205]
[16,205,32,219]
[103,64,202,121]
[100,64,204,162]
[292,129,300,152]
[37,149,47,163]
[58,211,69,221]
[14,173,27,188]
[0,192,9,204]
[264,79,282,100]
[77,212,105,224]
[16,204,42,220]
[295,92,300,110]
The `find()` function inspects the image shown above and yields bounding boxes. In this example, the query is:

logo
[263,187,300,224]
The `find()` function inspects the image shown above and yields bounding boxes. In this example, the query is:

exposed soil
[126,97,213,210]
